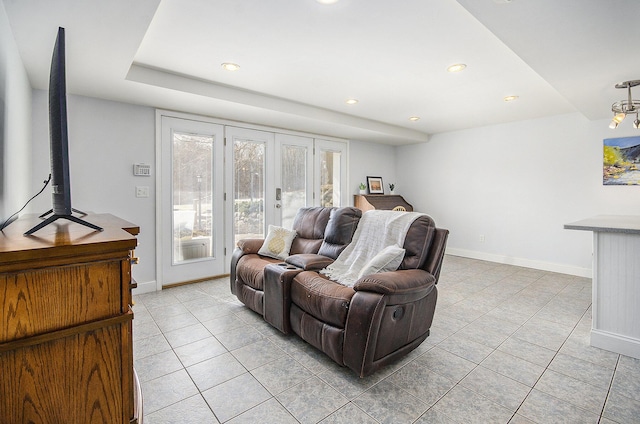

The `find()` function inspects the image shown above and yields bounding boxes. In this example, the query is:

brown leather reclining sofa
[230,206,448,377]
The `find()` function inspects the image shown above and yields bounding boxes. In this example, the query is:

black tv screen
[23,27,102,235]
[49,26,72,215]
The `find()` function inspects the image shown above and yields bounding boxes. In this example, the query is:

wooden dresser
[0,213,141,424]
[354,194,414,212]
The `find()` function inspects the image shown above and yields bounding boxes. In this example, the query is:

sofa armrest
[229,238,264,296]
[285,254,334,271]
[236,238,265,254]
[263,263,305,334]
[353,269,436,304]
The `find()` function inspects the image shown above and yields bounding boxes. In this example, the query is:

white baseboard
[591,329,640,360]
[446,248,592,278]
[132,280,158,295]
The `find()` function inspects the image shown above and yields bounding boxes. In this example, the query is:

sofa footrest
[263,263,304,334]
[290,303,344,366]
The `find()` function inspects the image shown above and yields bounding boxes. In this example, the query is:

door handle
[275,187,282,201]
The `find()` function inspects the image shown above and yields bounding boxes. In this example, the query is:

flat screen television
[25,27,102,235]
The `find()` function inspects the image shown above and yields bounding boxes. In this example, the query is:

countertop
[564,215,640,234]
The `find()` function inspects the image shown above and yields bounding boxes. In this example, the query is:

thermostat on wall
[133,163,151,176]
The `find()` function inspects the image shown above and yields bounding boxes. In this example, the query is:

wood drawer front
[1,260,123,343]
[0,320,131,424]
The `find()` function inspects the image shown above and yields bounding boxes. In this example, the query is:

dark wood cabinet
[354,194,414,212]
[0,214,140,423]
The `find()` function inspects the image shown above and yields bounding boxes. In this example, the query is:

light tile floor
[133,255,640,423]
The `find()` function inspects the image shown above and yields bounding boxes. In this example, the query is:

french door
[158,115,348,287]
[225,128,346,246]
[158,116,225,286]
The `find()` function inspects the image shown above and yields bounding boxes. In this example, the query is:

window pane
[281,145,307,229]
[320,150,341,207]
[234,139,265,244]
[172,131,213,263]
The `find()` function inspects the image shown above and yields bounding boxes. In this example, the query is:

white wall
[0,1,31,221]
[397,112,640,276]
[349,139,397,200]
[30,91,156,288]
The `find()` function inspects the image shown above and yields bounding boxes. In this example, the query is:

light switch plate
[135,186,150,198]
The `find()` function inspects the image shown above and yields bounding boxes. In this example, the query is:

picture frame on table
[367,176,384,194]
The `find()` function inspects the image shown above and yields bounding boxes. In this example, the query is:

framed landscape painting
[367,176,384,194]
[603,136,640,185]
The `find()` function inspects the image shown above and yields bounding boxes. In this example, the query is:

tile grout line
[597,354,620,424]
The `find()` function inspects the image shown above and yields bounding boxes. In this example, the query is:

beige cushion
[258,225,297,260]
[357,245,406,278]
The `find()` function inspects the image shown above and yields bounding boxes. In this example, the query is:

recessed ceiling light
[316,0,339,4]
[409,116,420,121]
[447,63,467,73]
[345,98,358,105]
[221,62,240,71]
[503,95,519,102]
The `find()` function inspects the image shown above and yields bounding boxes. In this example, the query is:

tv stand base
[24,212,104,236]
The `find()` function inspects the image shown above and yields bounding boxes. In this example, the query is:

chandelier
[609,80,640,129]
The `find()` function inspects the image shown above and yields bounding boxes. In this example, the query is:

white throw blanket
[321,210,425,287]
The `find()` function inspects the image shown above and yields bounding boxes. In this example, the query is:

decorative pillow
[357,245,406,278]
[258,225,297,260]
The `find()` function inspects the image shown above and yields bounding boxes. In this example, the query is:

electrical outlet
[479,234,485,242]
[135,186,150,198]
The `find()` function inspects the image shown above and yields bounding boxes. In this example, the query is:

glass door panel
[319,150,342,207]
[281,145,307,228]
[315,139,348,208]
[276,134,313,229]
[225,127,275,246]
[172,131,213,262]
[233,139,265,243]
